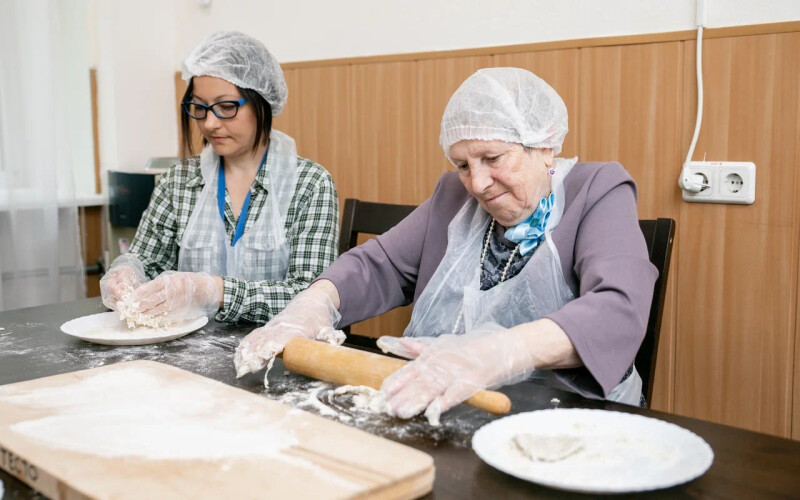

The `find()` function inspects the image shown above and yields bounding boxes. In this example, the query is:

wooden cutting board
[0,360,434,499]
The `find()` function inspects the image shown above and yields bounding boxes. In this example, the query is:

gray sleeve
[316,181,442,328]
[546,165,658,398]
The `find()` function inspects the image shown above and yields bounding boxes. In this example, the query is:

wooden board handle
[282,338,511,415]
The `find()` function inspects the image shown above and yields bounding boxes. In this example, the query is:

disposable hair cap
[440,67,568,163]
[182,31,287,116]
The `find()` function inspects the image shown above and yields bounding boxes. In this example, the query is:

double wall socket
[681,161,756,204]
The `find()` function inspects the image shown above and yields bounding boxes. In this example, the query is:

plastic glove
[100,254,148,310]
[234,286,344,380]
[378,323,535,424]
[120,271,220,327]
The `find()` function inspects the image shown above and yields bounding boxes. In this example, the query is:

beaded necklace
[481,218,520,283]
[451,218,520,333]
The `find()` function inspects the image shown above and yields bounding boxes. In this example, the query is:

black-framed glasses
[182,98,247,120]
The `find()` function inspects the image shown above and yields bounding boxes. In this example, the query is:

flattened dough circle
[512,433,585,462]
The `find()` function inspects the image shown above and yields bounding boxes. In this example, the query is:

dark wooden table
[1,298,798,499]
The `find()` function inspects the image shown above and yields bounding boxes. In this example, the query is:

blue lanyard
[217,148,268,246]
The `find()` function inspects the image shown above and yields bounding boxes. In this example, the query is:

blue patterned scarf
[503,193,555,255]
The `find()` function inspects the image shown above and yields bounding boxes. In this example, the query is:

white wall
[58,0,95,200]
[174,0,800,64]
[88,0,800,188]
[90,0,178,177]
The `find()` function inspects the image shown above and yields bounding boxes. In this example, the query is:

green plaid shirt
[128,155,339,323]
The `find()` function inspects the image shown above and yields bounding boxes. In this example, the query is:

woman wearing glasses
[99,31,339,325]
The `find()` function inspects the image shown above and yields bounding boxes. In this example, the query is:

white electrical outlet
[681,161,756,204]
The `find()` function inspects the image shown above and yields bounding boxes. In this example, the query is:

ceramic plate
[472,409,713,494]
[60,312,208,346]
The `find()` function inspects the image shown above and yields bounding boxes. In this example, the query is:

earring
[549,168,555,175]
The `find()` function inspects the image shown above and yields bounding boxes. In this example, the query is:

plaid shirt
[128,155,339,324]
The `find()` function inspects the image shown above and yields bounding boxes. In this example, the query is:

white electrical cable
[679,1,706,193]
[685,25,704,165]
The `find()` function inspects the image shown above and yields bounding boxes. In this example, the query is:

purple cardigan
[318,162,658,399]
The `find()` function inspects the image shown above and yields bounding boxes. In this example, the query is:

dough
[315,327,346,346]
[333,385,389,414]
[332,385,443,427]
[423,398,441,427]
[263,357,276,389]
[512,433,585,462]
[117,295,168,329]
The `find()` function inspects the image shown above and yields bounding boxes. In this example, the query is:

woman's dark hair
[180,78,273,159]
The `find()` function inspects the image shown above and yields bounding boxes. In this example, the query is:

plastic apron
[177,129,299,281]
[403,157,642,405]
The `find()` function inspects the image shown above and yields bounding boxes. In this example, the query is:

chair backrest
[337,199,418,341]
[339,199,418,256]
[636,218,676,403]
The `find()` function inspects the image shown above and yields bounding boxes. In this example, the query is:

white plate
[60,312,208,346]
[472,409,714,494]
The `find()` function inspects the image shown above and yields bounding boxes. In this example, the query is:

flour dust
[263,372,492,448]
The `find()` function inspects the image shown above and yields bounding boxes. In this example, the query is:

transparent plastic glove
[100,254,148,311]
[379,323,534,423]
[377,335,436,359]
[234,286,344,380]
[121,271,220,327]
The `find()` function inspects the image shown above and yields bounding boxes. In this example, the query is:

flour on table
[0,365,297,461]
[266,374,489,447]
[281,381,342,418]
[512,433,585,462]
[2,325,245,389]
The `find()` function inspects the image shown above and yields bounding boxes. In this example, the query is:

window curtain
[0,0,86,311]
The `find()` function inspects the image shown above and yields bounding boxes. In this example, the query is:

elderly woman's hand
[234,280,345,381]
[378,323,536,423]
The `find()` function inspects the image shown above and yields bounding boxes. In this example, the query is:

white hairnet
[439,67,568,163]
[182,31,287,116]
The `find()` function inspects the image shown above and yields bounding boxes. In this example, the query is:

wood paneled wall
[79,206,103,298]
[175,22,800,439]
[673,32,800,439]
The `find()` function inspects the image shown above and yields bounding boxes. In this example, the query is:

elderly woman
[235,67,657,421]
[99,31,338,325]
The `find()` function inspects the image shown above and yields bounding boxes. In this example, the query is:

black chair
[338,199,418,348]
[338,199,418,257]
[636,218,676,403]
[338,198,676,402]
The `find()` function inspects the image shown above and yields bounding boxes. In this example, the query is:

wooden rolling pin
[282,337,511,415]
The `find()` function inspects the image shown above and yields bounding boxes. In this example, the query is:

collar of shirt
[185,159,271,195]
[251,162,270,193]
